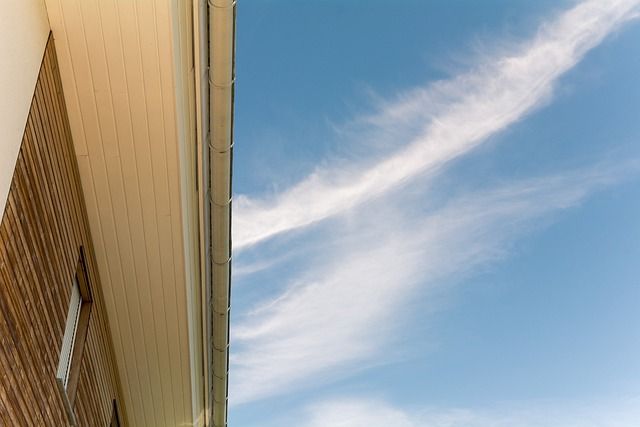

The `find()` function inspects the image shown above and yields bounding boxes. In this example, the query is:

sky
[228,1,640,425]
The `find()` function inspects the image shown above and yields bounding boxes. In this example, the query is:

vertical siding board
[0,250,32,427]
[40,49,78,250]
[24,115,68,324]
[0,228,40,427]
[30,108,72,321]
[32,72,75,288]
[0,391,12,426]
[10,227,66,424]
[0,36,123,426]
[5,198,61,424]
[22,130,70,371]
[0,317,30,427]
[14,138,63,353]
[8,188,56,369]
[20,128,67,337]
[29,89,66,283]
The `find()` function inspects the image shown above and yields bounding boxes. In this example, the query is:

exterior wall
[0,0,50,217]
[0,36,124,426]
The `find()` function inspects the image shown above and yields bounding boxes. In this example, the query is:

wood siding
[0,35,125,426]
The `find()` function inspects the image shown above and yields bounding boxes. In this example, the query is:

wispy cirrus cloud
[233,0,640,250]
[230,167,628,404]
[230,0,640,409]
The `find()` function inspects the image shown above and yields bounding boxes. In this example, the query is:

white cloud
[230,168,625,404]
[300,396,640,427]
[230,0,640,407]
[233,0,640,250]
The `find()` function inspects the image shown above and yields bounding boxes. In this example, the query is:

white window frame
[57,278,82,388]
[56,249,92,425]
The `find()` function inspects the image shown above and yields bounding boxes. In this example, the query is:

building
[0,1,235,426]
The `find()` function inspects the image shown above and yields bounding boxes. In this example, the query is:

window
[56,248,92,424]
[57,277,82,387]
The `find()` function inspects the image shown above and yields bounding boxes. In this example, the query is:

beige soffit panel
[0,0,49,217]
[44,0,196,425]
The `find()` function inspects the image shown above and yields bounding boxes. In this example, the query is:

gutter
[194,0,235,426]
[208,1,235,425]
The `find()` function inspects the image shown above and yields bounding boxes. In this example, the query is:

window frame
[56,247,93,424]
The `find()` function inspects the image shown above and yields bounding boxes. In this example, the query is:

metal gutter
[206,1,235,426]
[191,0,234,424]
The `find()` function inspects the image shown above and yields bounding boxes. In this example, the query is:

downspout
[207,1,235,426]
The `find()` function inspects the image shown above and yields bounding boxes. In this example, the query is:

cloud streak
[233,0,640,250]
[230,0,640,413]
[230,167,624,404]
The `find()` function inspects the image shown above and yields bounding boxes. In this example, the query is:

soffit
[44,0,194,425]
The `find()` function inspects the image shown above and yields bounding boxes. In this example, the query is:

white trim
[193,0,212,424]
[171,0,207,424]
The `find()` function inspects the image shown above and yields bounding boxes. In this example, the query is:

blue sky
[229,1,640,425]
